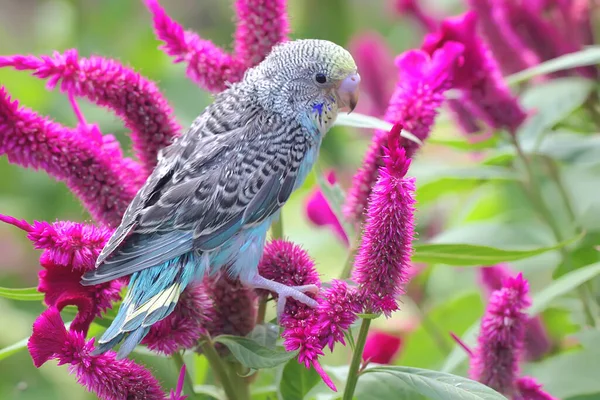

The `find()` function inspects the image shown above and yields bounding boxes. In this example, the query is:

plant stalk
[172,352,198,400]
[271,216,284,239]
[199,337,240,400]
[340,234,361,279]
[510,135,597,327]
[342,318,371,400]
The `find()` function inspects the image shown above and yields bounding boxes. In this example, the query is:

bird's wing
[82,106,309,285]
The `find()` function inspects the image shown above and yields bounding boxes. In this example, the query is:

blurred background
[0,0,584,399]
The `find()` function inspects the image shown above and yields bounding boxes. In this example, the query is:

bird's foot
[246,275,319,320]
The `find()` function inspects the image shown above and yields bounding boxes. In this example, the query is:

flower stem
[172,352,198,400]
[271,215,284,239]
[509,135,597,327]
[342,317,371,400]
[256,296,268,325]
[340,234,361,279]
[199,336,240,400]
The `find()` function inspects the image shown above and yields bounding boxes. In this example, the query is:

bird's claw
[275,284,319,320]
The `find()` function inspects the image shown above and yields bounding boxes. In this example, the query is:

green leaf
[527,331,600,399]
[524,132,600,167]
[428,135,501,152]
[412,165,518,204]
[278,358,321,400]
[517,78,594,147]
[413,232,582,266]
[360,366,507,399]
[213,335,298,369]
[193,384,225,400]
[442,261,600,373]
[0,286,44,301]
[0,337,29,362]
[247,323,280,349]
[314,165,355,239]
[507,46,600,84]
[335,113,422,145]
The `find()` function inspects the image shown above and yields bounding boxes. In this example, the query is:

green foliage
[278,359,321,400]
[212,335,298,369]
[0,286,43,301]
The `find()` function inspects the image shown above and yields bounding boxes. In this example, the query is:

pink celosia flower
[0,88,138,226]
[0,49,181,173]
[470,273,530,396]
[304,171,348,245]
[205,275,256,344]
[28,308,165,400]
[362,329,403,364]
[144,0,288,93]
[422,11,527,135]
[478,265,551,361]
[514,376,558,400]
[348,32,397,117]
[352,124,416,316]
[142,283,212,355]
[258,240,361,391]
[467,0,541,75]
[343,43,462,223]
[169,364,189,400]
[0,216,121,334]
[395,0,439,32]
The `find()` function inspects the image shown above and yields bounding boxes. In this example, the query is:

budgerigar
[81,39,360,358]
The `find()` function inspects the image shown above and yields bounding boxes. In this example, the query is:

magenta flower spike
[515,376,558,400]
[422,11,527,135]
[233,0,290,68]
[478,265,551,361]
[348,32,397,117]
[352,124,416,316]
[142,283,212,355]
[0,87,139,227]
[395,0,439,32]
[343,42,462,223]
[0,49,181,172]
[258,240,362,391]
[362,329,403,364]
[0,215,122,334]
[144,0,289,93]
[305,171,349,245]
[467,0,541,76]
[169,364,189,400]
[28,308,165,400]
[470,273,530,396]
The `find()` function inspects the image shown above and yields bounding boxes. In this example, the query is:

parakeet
[81,39,360,358]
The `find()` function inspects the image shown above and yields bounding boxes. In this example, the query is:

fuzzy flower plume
[0,215,121,334]
[363,329,403,364]
[0,49,181,173]
[0,88,138,226]
[304,171,348,245]
[514,376,558,400]
[348,32,396,117]
[479,265,551,361]
[352,124,416,316]
[144,0,288,93]
[142,283,212,355]
[205,275,256,344]
[422,11,527,135]
[28,308,165,400]
[467,0,541,76]
[470,273,530,396]
[169,364,189,400]
[343,43,461,223]
[258,240,361,391]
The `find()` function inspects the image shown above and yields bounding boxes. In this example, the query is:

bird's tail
[93,253,197,359]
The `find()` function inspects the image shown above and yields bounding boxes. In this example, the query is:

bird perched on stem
[81,39,361,358]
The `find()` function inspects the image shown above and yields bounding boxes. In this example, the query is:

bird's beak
[336,72,360,114]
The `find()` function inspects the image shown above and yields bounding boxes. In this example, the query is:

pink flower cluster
[467,273,556,399]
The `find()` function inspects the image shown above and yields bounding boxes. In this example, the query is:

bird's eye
[315,73,327,84]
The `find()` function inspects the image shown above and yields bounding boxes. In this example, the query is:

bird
[81,39,360,359]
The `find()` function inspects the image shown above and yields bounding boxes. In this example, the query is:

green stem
[342,318,371,400]
[256,296,268,325]
[172,352,198,400]
[227,362,251,400]
[271,216,284,239]
[340,234,361,279]
[510,135,597,327]
[199,337,240,400]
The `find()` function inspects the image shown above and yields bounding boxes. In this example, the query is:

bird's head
[245,39,360,132]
